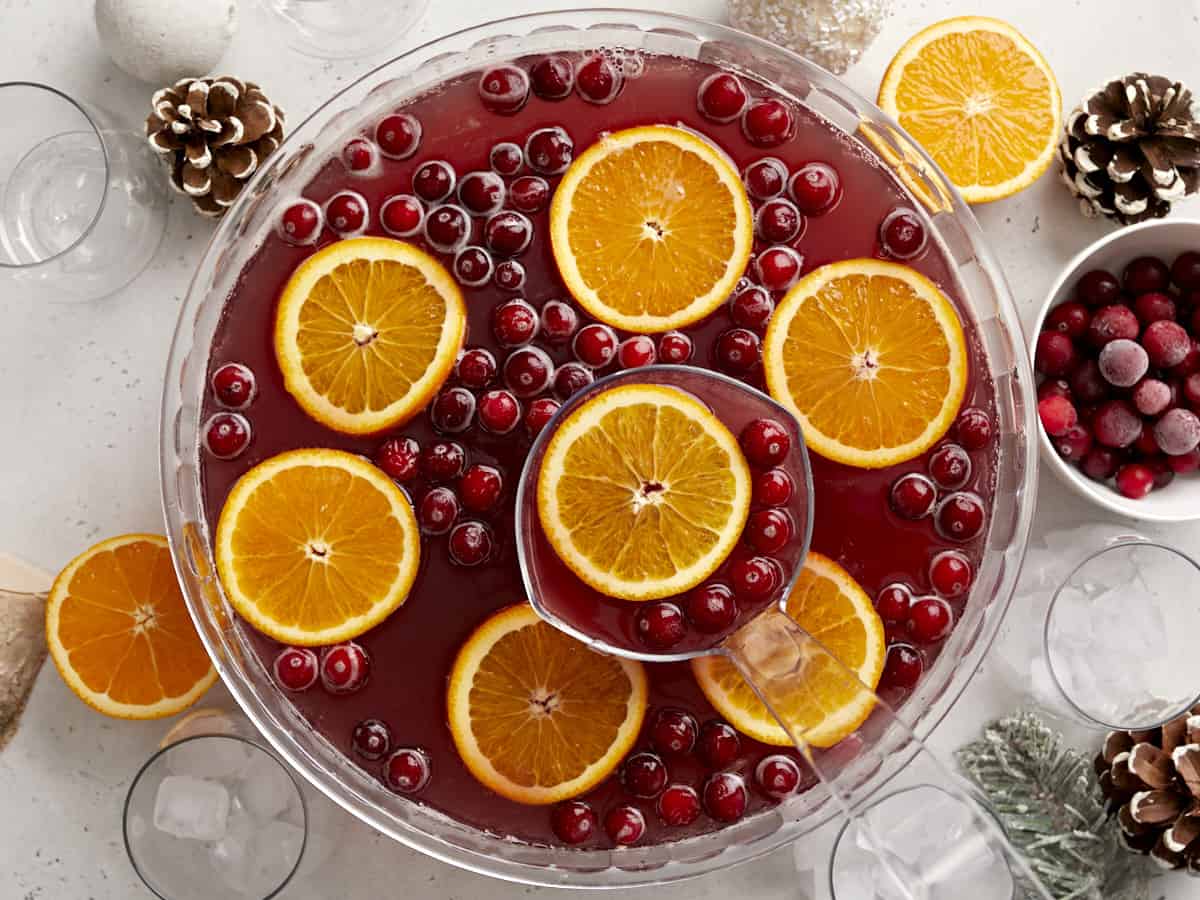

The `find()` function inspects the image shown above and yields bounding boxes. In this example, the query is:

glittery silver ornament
[727,0,888,75]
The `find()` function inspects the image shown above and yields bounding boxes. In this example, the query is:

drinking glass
[256,0,431,59]
[0,82,167,303]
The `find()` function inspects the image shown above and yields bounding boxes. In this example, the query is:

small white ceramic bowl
[1032,217,1200,522]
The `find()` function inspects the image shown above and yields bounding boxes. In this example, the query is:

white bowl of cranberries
[1033,218,1200,521]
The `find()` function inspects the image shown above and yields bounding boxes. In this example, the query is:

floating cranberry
[755,198,803,245]
[273,647,319,692]
[493,299,539,347]
[449,520,493,566]
[376,436,421,482]
[879,643,923,691]
[525,127,574,174]
[730,285,775,332]
[604,805,645,846]
[211,362,256,409]
[525,397,561,435]
[459,464,502,513]
[657,784,701,827]
[754,468,793,507]
[715,327,761,373]
[1092,399,1142,448]
[1055,424,1093,462]
[1034,331,1077,377]
[879,208,927,260]
[341,137,376,173]
[430,387,475,433]
[540,300,579,344]
[741,419,790,466]
[658,331,694,364]
[955,408,993,450]
[320,642,369,694]
[1123,256,1170,295]
[452,245,493,287]
[755,246,803,292]
[574,323,619,367]
[384,747,431,794]
[1144,320,1191,369]
[729,555,779,600]
[742,98,794,147]
[458,170,506,217]
[637,602,687,650]
[1038,395,1078,437]
[935,492,985,542]
[876,583,912,623]
[421,440,466,481]
[324,190,368,236]
[418,487,459,534]
[553,362,594,400]
[1155,408,1200,455]
[412,161,456,203]
[1169,447,1200,473]
[484,211,533,257]
[424,204,470,252]
[457,348,497,389]
[1046,301,1091,339]
[1081,446,1121,481]
[929,550,972,598]
[743,157,788,199]
[651,708,699,756]
[623,752,668,799]
[489,142,524,177]
[530,55,575,100]
[204,412,251,459]
[789,162,841,215]
[375,113,420,159]
[686,582,739,633]
[703,773,748,822]
[478,65,530,114]
[1087,304,1140,348]
[351,719,392,761]
[504,346,554,397]
[698,72,748,122]
[575,54,622,104]
[1172,251,1200,289]
[928,443,972,489]
[508,175,550,213]
[696,720,741,769]
[618,335,657,368]
[380,194,424,237]
[1070,359,1109,405]
[1133,378,1172,417]
[493,259,526,291]
[1115,463,1156,499]
[477,389,522,434]
[746,508,793,554]
[890,473,936,519]
[907,596,953,643]
[756,755,804,799]
[278,198,322,245]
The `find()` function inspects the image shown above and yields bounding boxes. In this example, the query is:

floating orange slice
[537,383,752,602]
[763,259,968,469]
[878,16,1062,203]
[447,604,647,805]
[274,237,466,434]
[45,534,216,719]
[550,125,754,333]
[692,552,885,748]
[215,448,420,645]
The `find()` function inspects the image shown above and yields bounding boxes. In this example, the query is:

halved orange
[45,534,217,719]
[763,259,968,469]
[692,552,885,748]
[447,604,647,805]
[275,237,466,434]
[878,16,1062,203]
[215,448,420,645]
[549,125,754,333]
[537,384,752,602]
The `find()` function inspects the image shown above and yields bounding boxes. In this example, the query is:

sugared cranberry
[375,436,420,482]
[324,190,368,236]
[211,362,256,409]
[457,347,497,389]
[341,138,376,173]
[698,72,748,122]
[1055,424,1094,462]
[575,54,622,104]
[574,323,619,368]
[756,755,804,799]
[1092,400,1142,448]
[755,246,803,292]
[278,198,322,245]
[453,246,493,287]
[273,647,319,692]
[879,643,923,691]
[686,582,739,633]
[651,708,699,756]
[484,211,533,257]
[755,198,803,244]
[1076,269,1121,306]
[477,389,522,434]
[424,204,470,252]
[637,602,687,650]
[478,65,530,115]
[375,113,420,159]
[525,397,561,436]
[493,299,539,347]
[741,419,791,467]
[421,440,466,480]
[351,719,392,761]
[1046,301,1091,338]
[490,141,524,176]
[1155,407,1200,455]
[530,55,574,100]
[508,175,550,213]
[1169,447,1200,473]
[715,327,761,373]
[1038,394,1078,437]
[742,98,794,147]
[1134,292,1176,326]
[553,362,594,400]
[1115,463,1156,499]
[1133,378,1172,416]
[696,720,741,769]
[875,583,912,624]
[604,805,645,846]
[753,467,793,506]
[1143,320,1191,369]
[504,346,554,397]
[412,161,456,203]
[1097,338,1149,388]
[657,784,701,827]
[380,194,424,237]
[743,157,788,199]
[618,335,657,368]
[929,551,972,598]
[703,773,748,822]
[623,752,668,799]
[1081,447,1121,481]
[1070,359,1109,404]
[1087,305,1140,348]
[908,596,953,643]
[658,331,694,364]
[525,127,574,174]
[928,443,972,489]
[1034,331,1077,376]
[729,555,779,600]
[204,412,251,459]
[320,642,369,694]
[384,747,431,794]
[1172,251,1200,289]
[418,487,459,534]
[955,408,993,450]
[789,162,841,214]
[1123,256,1170,295]
[746,508,793,554]
[890,473,936,519]
[540,300,579,344]
[457,170,505,217]
[730,285,775,332]
[934,492,985,542]
[430,387,475,433]
[493,259,526,291]
[459,464,502,512]
[448,520,493,566]
[879,208,927,260]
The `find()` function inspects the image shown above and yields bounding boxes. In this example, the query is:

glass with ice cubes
[123,734,307,899]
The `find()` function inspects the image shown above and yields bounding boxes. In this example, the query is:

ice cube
[237,754,296,822]
[153,775,230,842]
[243,819,305,895]
[166,737,251,780]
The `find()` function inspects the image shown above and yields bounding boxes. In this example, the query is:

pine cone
[1059,73,1200,225]
[146,76,285,217]
[1097,708,1200,872]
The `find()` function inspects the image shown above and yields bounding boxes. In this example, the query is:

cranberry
[618,335,657,368]
[430,387,475,433]
[746,508,793,554]
[574,323,619,368]
[1143,320,1191,369]
[375,113,420,159]
[278,198,322,245]
[1133,377,1173,416]
[421,440,466,480]
[651,708,699,756]
[424,204,470,252]
[320,642,369,694]
[375,436,421,482]
[1034,331,1077,376]
[890,473,936,519]
[525,126,574,174]
[754,246,803,291]
[636,602,687,650]
[1154,407,1200,455]
[756,755,805,799]
[273,647,319,691]
[525,397,560,436]
[457,347,497,389]
[489,141,524,176]
[1038,394,1078,437]
[553,362,594,400]
[929,550,972,598]
[696,720,741,769]
[204,412,250,459]
[1172,251,1200,289]
[604,805,645,846]
[493,259,526,291]
[1070,359,1109,405]
[743,157,788,199]
[955,408,993,450]
[384,748,431,794]
[686,583,739,633]
[716,327,761,373]
[1133,426,1161,458]
[742,98,794,147]
[1172,340,1200,377]
[1039,378,1071,402]
[879,208,927,260]
[459,464,502,512]
[908,595,954,643]
[1150,458,1176,489]
[324,190,368,236]
[1169,447,1200,473]
[1134,292,1176,326]
[1123,256,1170,295]
[540,300,579,344]
[1115,463,1156,499]
[875,583,912,623]
[341,137,376,173]
[1087,304,1140,348]
[453,246,493,287]
[697,72,748,122]
[928,443,972,489]
[754,467,793,506]
[1055,424,1094,462]
[351,719,392,761]
[1081,447,1121,481]
[478,65,529,114]
[412,161,456,203]
[1186,372,1200,407]
[789,162,841,214]
[484,211,533,257]
[741,418,791,466]
[1092,400,1142,448]
[448,520,493,566]
[1046,301,1091,338]
[657,784,701,827]
[380,194,424,237]
[457,170,505,217]
[934,492,986,542]
[658,331,694,364]
[703,773,748,822]
[211,362,256,409]
[755,198,803,244]
[504,347,554,397]
[493,299,539,347]
[623,752,668,799]
[1076,269,1121,306]
[418,487,459,534]
[879,643,924,691]
[530,55,574,100]
[508,175,550,213]
[729,555,779,600]
[477,389,521,434]
[575,54,622,104]
[730,285,775,332]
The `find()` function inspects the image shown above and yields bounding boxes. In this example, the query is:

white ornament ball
[95,0,238,85]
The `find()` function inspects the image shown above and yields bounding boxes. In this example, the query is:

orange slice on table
[215,448,420,646]
[692,552,885,748]
[274,236,466,435]
[447,603,647,805]
[877,16,1061,203]
[537,383,752,602]
[550,124,754,333]
[763,259,968,469]
[46,534,217,719]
